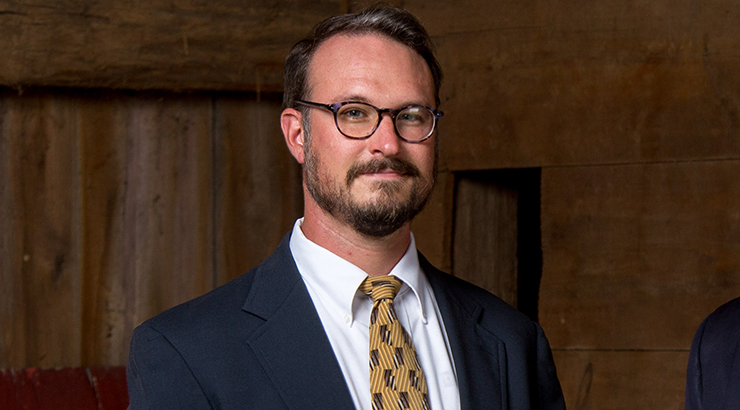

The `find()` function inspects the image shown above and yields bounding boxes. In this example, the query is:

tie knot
[359,275,403,302]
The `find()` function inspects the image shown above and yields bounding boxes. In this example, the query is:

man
[685,296,740,410]
[126,5,565,410]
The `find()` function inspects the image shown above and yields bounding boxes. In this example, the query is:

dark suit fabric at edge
[126,233,566,410]
[685,296,740,410]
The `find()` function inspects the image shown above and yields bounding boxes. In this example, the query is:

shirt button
[344,314,351,324]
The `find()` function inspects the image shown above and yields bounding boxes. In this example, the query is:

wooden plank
[121,94,215,328]
[0,91,83,368]
[412,171,454,272]
[403,0,740,169]
[0,1,343,91]
[539,160,740,351]
[0,92,26,368]
[451,171,520,307]
[77,93,129,367]
[2,89,305,367]
[88,367,128,410]
[212,95,303,285]
[552,350,688,410]
[1,89,219,367]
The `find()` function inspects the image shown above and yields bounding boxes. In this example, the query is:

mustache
[345,158,421,185]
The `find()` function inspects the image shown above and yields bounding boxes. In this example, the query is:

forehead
[306,33,435,105]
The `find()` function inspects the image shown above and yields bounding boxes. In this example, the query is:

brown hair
[283,4,443,109]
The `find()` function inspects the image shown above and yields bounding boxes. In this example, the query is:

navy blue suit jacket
[685,297,740,410]
[126,234,565,409]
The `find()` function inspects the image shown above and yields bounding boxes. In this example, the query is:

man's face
[301,33,438,237]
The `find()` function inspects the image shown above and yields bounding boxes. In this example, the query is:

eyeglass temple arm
[295,100,334,111]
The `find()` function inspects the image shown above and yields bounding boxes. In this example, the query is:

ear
[281,108,306,164]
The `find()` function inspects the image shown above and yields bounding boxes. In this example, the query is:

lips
[345,158,421,185]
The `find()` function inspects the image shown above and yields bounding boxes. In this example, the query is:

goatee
[305,151,435,238]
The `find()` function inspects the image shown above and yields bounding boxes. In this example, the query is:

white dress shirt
[289,218,461,410]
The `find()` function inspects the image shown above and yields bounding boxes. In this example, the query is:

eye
[338,104,374,123]
[400,112,422,123]
[345,109,366,119]
[398,107,430,125]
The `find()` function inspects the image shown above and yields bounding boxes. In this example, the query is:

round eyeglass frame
[295,100,444,143]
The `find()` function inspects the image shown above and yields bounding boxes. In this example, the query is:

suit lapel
[423,256,507,410]
[240,239,509,410]
[242,237,355,410]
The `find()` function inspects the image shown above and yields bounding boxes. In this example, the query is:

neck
[300,201,411,277]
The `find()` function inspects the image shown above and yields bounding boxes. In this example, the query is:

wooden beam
[0,1,342,91]
[404,0,740,169]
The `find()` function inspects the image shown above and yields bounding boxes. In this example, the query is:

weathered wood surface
[87,367,129,410]
[411,171,454,273]
[120,94,216,328]
[77,93,130,368]
[0,367,128,410]
[552,350,688,410]
[3,0,739,167]
[538,160,740,409]
[4,0,739,167]
[0,93,83,368]
[451,171,520,307]
[213,95,303,285]
[0,1,343,91]
[2,6,739,410]
[0,89,300,368]
[405,0,740,170]
[540,160,740,351]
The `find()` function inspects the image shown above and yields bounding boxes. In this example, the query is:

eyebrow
[334,94,371,104]
[333,95,431,108]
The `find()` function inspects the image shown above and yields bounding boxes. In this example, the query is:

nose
[367,114,400,157]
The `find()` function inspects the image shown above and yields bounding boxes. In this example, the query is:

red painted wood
[0,369,19,409]
[31,368,98,410]
[9,369,40,410]
[88,367,129,410]
[0,367,129,409]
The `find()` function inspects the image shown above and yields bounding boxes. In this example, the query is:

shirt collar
[289,218,429,325]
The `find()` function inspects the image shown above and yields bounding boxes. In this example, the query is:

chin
[351,189,410,209]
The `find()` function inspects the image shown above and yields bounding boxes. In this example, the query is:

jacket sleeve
[534,324,567,410]
[127,324,213,410]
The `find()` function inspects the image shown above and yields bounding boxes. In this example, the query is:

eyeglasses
[295,100,443,143]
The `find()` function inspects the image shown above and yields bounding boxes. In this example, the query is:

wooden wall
[3,1,740,409]
[0,89,302,367]
[410,0,740,408]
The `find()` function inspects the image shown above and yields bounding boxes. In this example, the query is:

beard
[303,129,437,238]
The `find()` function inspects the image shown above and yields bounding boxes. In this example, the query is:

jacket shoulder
[139,234,297,338]
[419,253,566,410]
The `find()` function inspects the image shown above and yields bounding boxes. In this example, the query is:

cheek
[312,121,355,156]
[321,139,366,171]
[411,145,436,175]
[312,141,354,179]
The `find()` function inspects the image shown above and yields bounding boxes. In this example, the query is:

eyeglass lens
[336,103,435,141]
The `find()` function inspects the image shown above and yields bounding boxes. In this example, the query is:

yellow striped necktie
[359,275,430,410]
